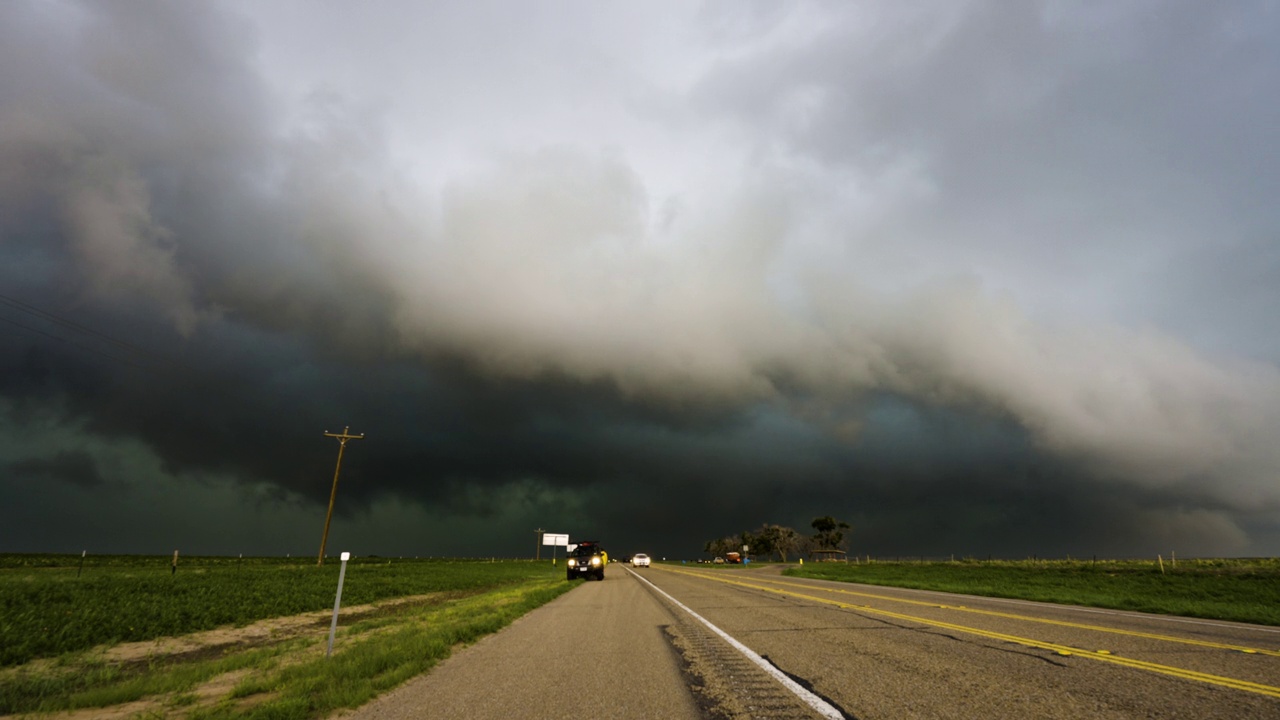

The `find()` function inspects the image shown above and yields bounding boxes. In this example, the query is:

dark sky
[2,1,1278,560]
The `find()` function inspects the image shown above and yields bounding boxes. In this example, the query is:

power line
[0,293,166,362]
[0,293,180,373]
[0,315,158,373]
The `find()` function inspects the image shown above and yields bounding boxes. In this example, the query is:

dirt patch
[0,593,447,719]
[109,592,445,666]
[1,592,445,682]
[16,698,158,720]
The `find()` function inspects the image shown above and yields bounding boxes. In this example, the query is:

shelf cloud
[2,1,1278,559]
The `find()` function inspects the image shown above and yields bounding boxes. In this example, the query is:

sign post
[327,552,351,657]
[542,533,569,566]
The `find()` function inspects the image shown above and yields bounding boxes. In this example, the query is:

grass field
[0,554,554,667]
[0,554,575,718]
[784,557,1280,626]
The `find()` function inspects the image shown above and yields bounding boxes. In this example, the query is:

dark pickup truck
[566,541,607,581]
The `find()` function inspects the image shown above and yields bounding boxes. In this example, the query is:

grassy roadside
[784,558,1280,626]
[0,556,549,667]
[1,564,576,719]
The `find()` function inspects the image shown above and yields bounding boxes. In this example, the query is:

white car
[631,553,651,568]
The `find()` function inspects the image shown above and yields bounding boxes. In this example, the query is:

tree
[703,535,739,558]
[752,524,801,562]
[705,523,804,562]
[770,525,801,562]
[810,515,851,552]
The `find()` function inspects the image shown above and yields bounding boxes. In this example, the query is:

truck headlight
[568,558,577,567]
[591,557,601,567]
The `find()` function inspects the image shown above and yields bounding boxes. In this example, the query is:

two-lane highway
[650,564,1280,718]
[343,563,1280,719]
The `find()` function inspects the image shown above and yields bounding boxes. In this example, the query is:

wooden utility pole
[536,528,544,560]
[318,427,364,566]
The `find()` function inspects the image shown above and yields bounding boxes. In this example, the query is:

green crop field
[0,554,577,718]
[785,557,1280,626]
[0,554,555,667]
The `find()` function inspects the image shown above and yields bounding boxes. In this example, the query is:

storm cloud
[1,0,1278,559]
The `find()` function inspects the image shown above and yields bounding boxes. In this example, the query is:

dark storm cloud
[7,451,104,489]
[1,1,1278,558]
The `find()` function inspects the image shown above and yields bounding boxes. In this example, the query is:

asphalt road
[343,563,1280,719]
[342,565,704,720]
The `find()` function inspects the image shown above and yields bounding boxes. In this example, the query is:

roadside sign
[542,534,570,566]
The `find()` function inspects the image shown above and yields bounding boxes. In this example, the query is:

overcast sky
[2,0,1278,560]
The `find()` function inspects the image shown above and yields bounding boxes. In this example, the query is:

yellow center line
[658,567,1280,700]
[686,570,1280,658]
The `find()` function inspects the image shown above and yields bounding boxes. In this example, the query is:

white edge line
[625,566,845,720]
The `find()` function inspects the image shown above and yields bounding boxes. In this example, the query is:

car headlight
[568,558,577,567]
[591,556,601,566]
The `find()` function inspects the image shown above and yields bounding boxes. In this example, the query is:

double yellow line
[662,566,1280,699]
[727,572,1279,658]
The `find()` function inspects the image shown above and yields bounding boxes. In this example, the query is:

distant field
[785,557,1280,626]
[0,553,551,667]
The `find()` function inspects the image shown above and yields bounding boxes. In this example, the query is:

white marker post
[327,552,351,657]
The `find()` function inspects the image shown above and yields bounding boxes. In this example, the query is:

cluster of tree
[702,516,851,562]
[809,515,851,552]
